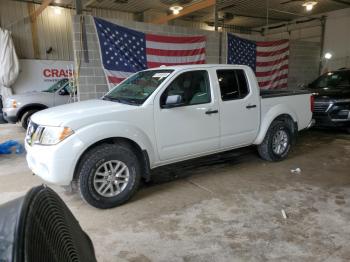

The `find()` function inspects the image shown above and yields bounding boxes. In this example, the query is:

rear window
[217,69,249,101]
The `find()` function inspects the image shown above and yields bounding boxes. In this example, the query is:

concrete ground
[0,124,350,262]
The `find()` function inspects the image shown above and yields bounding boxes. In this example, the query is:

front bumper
[2,107,18,123]
[25,134,85,186]
[314,115,350,128]
[313,112,350,128]
[313,101,350,128]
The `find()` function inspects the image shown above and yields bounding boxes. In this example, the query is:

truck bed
[260,89,310,98]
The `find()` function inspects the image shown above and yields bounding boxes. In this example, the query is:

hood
[31,99,138,129]
[3,91,52,108]
[306,87,350,100]
[5,91,53,106]
[8,91,51,100]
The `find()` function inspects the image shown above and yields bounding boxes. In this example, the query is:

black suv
[307,68,350,132]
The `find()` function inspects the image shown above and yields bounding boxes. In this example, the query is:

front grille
[314,102,331,113]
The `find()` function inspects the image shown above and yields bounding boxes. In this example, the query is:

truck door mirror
[58,88,69,96]
[163,95,184,108]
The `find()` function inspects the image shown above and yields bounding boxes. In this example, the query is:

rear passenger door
[216,69,260,149]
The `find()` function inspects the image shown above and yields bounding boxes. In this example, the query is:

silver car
[2,78,74,129]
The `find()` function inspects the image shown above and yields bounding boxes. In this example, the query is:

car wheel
[78,143,141,209]
[258,120,292,162]
[21,110,38,129]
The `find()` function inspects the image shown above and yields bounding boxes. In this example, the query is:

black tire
[257,120,292,162]
[21,110,38,129]
[78,143,141,209]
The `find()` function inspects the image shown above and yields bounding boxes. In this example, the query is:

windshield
[309,71,350,89]
[43,78,69,93]
[103,70,174,105]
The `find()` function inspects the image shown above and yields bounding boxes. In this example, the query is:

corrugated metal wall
[35,6,75,61]
[0,0,34,59]
[0,0,74,61]
[0,1,135,61]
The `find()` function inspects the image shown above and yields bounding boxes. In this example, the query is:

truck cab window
[217,69,249,101]
[161,70,211,107]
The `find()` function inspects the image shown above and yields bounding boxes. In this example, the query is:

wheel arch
[254,110,298,145]
[17,103,48,121]
[73,137,151,182]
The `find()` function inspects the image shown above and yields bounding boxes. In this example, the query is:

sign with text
[13,59,73,94]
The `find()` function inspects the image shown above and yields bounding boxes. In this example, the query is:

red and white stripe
[106,70,134,85]
[145,34,206,68]
[256,39,289,89]
[106,34,206,86]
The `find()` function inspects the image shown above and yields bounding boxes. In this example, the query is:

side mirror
[58,89,69,96]
[163,95,184,108]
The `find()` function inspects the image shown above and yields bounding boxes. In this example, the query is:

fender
[73,121,157,168]
[17,103,48,119]
[253,104,298,145]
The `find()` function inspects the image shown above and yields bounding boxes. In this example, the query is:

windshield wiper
[102,96,140,105]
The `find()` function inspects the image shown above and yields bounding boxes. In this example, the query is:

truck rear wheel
[78,143,141,209]
[258,121,292,162]
[21,110,38,129]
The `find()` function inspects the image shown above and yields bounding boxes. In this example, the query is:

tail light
[310,95,314,113]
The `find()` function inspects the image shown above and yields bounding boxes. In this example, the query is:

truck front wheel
[78,143,141,209]
[21,110,38,129]
[257,121,292,162]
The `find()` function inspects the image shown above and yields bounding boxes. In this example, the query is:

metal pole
[214,0,219,32]
[75,0,88,63]
[75,0,82,15]
[266,0,269,35]
[319,16,326,75]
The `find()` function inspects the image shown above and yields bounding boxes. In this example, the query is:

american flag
[227,33,289,89]
[94,17,206,85]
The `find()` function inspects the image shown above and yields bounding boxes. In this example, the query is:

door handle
[205,109,219,115]
[246,104,257,109]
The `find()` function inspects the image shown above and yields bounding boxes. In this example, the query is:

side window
[236,70,249,97]
[161,70,211,107]
[217,69,249,101]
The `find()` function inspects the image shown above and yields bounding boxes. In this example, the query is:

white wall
[253,18,322,43]
[260,22,322,43]
[13,60,73,94]
[323,8,350,70]
[254,7,350,71]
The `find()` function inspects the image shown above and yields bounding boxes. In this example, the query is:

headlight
[5,98,17,108]
[31,126,74,145]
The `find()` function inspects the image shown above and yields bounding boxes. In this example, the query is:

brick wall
[72,15,320,100]
[72,15,225,101]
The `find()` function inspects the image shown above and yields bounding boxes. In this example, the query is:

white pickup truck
[25,65,314,209]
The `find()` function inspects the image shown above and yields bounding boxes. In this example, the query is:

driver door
[154,69,220,161]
